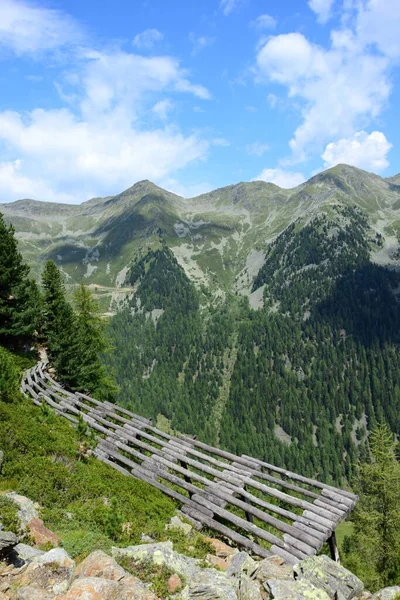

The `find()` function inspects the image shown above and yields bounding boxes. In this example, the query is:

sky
[0,0,399,203]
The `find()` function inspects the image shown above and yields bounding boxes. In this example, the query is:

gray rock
[250,555,294,582]
[188,568,238,600]
[5,493,39,529]
[8,542,44,567]
[265,578,331,599]
[167,515,193,535]
[294,555,364,600]
[0,530,19,557]
[112,541,199,579]
[226,552,257,578]
[236,573,263,600]
[371,587,400,600]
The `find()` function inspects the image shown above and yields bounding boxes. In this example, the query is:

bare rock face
[251,555,294,582]
[27,517,60,548]
[74,550,128,581]
[265,578,331,599]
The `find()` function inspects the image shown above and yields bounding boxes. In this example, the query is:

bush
[0,496,19,533]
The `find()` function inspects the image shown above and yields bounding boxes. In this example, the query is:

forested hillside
[105,203,400,486]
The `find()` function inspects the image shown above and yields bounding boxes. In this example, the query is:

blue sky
[0,0,399,203]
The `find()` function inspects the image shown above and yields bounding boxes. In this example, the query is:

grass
[0,392,177,561]
[335,520,354,550]
[118,555,185,599]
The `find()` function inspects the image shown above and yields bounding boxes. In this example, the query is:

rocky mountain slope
[1,164,400,309]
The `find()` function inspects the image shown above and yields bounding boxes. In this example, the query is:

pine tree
[343,422,400,590]
[0,346,19,402]
[41,260,75,372]
[0,213,36,344]
[69,284,117,400]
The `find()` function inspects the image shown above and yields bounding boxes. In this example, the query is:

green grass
[336,521,354,550]
[0,392,177,561]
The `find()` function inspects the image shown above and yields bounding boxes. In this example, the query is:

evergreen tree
[41,260,75,372]
[69,284,117,400]
[0,346,19,402]
[343,422,400,590]
[0,213,37,344]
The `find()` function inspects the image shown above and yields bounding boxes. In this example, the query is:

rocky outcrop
[0,532,18,559]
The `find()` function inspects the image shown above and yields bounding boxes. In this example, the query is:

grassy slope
[0,388,177,560]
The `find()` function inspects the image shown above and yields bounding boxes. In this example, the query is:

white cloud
[246,142,270,156]
[250,14,277,30]
[254,167,305,188]
[357,0,400,60]
[267,94,278,108]
[322,130,392,171]
[132,28,163,50]
[256,30,391,160]
[308,0,335,24]
[152,99,174,120]
[220,0,240,16]
[0,0,82,55]
[0,44,212,203]
[188,33,215,56]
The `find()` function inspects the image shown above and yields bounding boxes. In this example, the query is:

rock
[5,493,39,529]
[11,547,75,596]
[112,541,199,580]
[0,531,18,557]
[27,517,60,547]
[266,578,331,599]
[167,515,193,536]
[236,573,263,600]
[203,537,236,559]
[140,534,155,543]
[187,568,238,600]
[371,588,400,600]
[54,576,118,600]
[207,555,229,570]
[294,555,364,600]
[15,586,53,599]
[8,542,45,567]
[250,555,293,582]
[168,573,183,593]
[75,550,128,581]
[226,552,257,578]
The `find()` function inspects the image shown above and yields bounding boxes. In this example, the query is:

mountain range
[2,163,400,484]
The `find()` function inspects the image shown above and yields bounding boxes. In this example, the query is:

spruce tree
[343,422,400,590]
[69,284,117,400]
[0,213,36,344]
[41,260,75,374]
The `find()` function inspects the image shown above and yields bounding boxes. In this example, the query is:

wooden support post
[180,460,193,497]
[240,492,258,543]
[328,531,340,563]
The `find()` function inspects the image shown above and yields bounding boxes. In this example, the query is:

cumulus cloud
[308,0,335,24]
[246,142,270,156]
[132,28,163,50]
[0,0,83,55]
[0,42,212,203]
[254,167,305,188]
[254,1,400,165]
[322,130,392,171]
[250,14,277,30]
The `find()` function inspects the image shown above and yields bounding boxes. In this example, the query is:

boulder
[265,578,331,599]
[371,588,400,600]
[0,531,18,558]
[294,555,364,600]
[10,548,75,596]
[236,573,264,600]
[8,542,44,567]
[27,517,60,547]
[15,586,53,599]
[207,555,230,570]
[250,555,293,583]
[168,573,183,593]
[5,493,39,530]
[203,537,237,559]
[54,575,158,600]
[187,568,238,600]
[75,550,128,581]
[167,515,193,536]
[112,541,199,580]
[226,551,257,578]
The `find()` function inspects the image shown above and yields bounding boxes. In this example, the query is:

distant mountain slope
[2,165,400,310]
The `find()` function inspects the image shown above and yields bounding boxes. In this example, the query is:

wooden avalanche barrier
[21,362,358,565]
